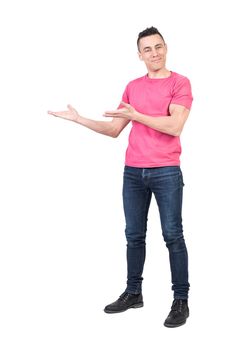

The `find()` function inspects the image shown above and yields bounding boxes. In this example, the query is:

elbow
[110,125,124,138]
[171,125,183,137]
[112,132,120,138]
[109,129,120,138]
[172,129,181,137]
[101,125,120,138]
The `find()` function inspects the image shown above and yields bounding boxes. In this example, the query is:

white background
[0,0,234,349]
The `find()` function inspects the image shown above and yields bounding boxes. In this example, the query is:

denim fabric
[123,165,189,299]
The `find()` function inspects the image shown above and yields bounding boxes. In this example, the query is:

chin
[152,66,162,72]
[150,63,163,70]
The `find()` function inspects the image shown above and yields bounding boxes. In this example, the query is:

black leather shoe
[164,299,189,328]
[104,292,143,314]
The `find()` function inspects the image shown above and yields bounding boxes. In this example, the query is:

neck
[147,67,171,79]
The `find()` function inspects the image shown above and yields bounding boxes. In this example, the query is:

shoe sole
[164,316,189,328]
[104,302,144,314]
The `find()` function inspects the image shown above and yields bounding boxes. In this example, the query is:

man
[48,26,193,328]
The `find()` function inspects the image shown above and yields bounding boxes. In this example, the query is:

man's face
[138,34,167,72]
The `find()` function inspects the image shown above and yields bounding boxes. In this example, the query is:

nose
[152,48,159,57]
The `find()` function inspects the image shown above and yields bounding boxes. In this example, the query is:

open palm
[48,104,79,122]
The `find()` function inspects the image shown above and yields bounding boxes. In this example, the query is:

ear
[138,51,143,61]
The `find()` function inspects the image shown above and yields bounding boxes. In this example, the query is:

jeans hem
[125,288,142,295]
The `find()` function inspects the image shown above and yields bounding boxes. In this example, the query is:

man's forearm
[133,112,179,136]
[75,115,118,138]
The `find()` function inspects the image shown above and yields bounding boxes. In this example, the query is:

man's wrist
[132,111,143,122]
[74,114,82,124]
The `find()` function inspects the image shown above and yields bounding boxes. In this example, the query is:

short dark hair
[137,26,165,51]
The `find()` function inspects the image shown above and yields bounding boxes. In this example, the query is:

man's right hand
[48,103,130,137]
[48,104,80,123]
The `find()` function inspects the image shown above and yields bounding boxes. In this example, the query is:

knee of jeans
[125,230,146,248]
[163,234,186,252]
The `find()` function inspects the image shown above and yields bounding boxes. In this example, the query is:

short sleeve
[171,77,193,110]
[117,84,130,109]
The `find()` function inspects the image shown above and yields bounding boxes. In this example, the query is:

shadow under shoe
[104,292,143,314]
[164,299,189,328]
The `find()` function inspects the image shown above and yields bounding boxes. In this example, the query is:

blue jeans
[123,165,189,300]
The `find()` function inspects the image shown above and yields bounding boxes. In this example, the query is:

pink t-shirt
[120,71,193,168]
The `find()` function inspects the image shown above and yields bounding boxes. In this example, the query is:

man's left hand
[103,101,137,120]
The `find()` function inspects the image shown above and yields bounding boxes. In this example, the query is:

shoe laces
[119,292,130,303]
[171,299,184,313]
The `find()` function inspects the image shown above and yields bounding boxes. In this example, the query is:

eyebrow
[143,44,164,51]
